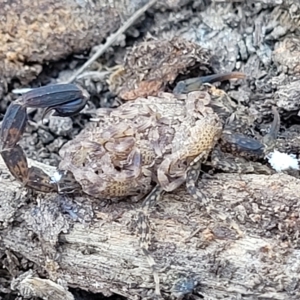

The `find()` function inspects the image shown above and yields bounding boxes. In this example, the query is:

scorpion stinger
[0,84,89,193]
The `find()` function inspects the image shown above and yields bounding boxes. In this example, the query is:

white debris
[267,150,299,172]
[50,171,63,183]
[12,87,34,94]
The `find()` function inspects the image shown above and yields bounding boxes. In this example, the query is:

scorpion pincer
[0,84,89,193]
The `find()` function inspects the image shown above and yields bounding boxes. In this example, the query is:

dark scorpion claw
[0,84,89,193]
[1,104,27,149]
[221,107,280,158]
[19,83,89,117]
[173,72,246,94]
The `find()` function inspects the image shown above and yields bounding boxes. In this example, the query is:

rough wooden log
[0,0,180,96]
[1,156,300,299]
[0,0,119,95]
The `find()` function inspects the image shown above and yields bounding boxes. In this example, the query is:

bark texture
[1,156,300,299]
[1,1,300,299]
[0,0,186,97]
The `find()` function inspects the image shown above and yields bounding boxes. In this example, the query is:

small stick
[66,0,158,84]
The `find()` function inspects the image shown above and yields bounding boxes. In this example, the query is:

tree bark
[1,156,300,299]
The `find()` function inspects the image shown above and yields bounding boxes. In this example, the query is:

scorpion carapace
[0,84,89,193]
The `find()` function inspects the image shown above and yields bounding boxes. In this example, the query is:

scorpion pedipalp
[20,84,89,118]
[0,84,89,193]
[1,104,27,149]
[19,84,88,109]
[220,106,280,159]
[1,144,29,183]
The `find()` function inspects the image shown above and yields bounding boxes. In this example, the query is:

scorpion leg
[262,106,280,153]
[1,84,88,193]
[137,185,164,298]
[185,153,207,201]
[138,156,209,295]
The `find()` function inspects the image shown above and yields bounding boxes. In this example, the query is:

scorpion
[0,72,280,298]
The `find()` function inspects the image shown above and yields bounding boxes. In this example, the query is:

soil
[1,1,300,299]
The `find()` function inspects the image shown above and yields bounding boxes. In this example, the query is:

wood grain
[1,156,300,299]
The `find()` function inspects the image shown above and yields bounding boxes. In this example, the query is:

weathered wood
[0,0,178,96]
[1,156,300,299]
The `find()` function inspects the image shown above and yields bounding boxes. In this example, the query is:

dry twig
[66,0,158,84]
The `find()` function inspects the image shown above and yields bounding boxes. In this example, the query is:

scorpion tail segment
[262,106,280,152]
[18,84,89,117]
[1,104,27,149]
[174,72,246,94]
[1,145,29,182]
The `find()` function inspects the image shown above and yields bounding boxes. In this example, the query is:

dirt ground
[1,0,300,299]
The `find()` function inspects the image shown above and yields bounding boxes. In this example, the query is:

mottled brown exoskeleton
[0,75,280,298]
